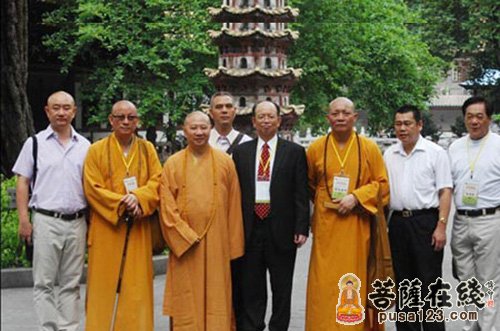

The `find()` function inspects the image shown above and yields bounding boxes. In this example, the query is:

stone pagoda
[204,0,304,136]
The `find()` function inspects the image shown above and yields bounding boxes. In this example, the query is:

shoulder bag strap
[31,135,38,193]
[225,132,244,155]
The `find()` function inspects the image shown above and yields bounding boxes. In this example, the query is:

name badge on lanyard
[462,181,479,206]
[123,176,138,193]
[256,180,271,203]
[463,134,488,207]
[332,174,350,200]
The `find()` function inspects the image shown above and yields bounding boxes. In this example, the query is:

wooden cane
[110,213,133,331]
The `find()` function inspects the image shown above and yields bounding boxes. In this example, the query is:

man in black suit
[232,101,310,331]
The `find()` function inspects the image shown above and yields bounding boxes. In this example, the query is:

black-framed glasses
[111,114,139,121]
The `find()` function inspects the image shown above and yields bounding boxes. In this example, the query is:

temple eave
[236,104,304,116]
[204,67,302,79]
[200,104,304,116]
[209,28,299,41]
[208,6,299,23]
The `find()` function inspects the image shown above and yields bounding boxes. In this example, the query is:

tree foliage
[405,0,468,63]
[43,0,218,134]
[407,0,499,70]
[421,111,441,141]
[288,0,444,134]
[406,0,500,112]
[451,115,467,137]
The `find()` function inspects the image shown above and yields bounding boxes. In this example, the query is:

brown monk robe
[160,111,244,331]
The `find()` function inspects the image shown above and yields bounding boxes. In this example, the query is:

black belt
[392,208,438,218]
[457,206,499,217]
[33,208,87,221]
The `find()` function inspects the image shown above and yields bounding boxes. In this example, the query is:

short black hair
[462,96,492,118]
[346,280,354,285]
[395,105,422,122]
[252,100,281,117]
[210,91,234,109]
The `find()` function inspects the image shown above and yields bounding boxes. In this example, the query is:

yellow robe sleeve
[159,154,200,258]
[352,138,389,215]
[226,160,245,260]
[132,140,162,217]
[83,141,123,226]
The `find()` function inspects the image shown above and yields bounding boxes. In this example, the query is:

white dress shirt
[209,128,252,152]
[448,131,500,209]
[384,135,452,210]
[254,135,278,202]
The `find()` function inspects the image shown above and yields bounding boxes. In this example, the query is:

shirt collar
[257,134,278,152]
[467,131,491,144]
[45,125,78,141]
[395,135,425,156]
[210,128,238,143]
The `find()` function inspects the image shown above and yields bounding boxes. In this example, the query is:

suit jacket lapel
[271,138,285,183]
[248,139,257,197]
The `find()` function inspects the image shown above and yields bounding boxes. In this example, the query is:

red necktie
[255,143,270,219]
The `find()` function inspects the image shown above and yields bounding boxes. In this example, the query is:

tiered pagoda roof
[204,1,304,127]
[209,27,299,43]
[208,5,299,22]
[204,67,302,80]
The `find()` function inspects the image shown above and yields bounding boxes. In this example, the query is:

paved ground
[1,211,469,330]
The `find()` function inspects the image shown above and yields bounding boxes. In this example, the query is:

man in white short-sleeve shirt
[208,92,251,155]
[448,96,500,331]
[384,105,452,331]
[12,91,90,331]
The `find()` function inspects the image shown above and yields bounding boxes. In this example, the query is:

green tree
[421,111,441,141]
[405,0,468,63]
[451,115,467,137]
[43,0,218,140]
[406,0,499,113]
[288,0,444,134]
[461,0,500,71]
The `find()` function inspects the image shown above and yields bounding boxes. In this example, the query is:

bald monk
[83,100,162,331]
[305,97,389,331]
[160,111,244,330]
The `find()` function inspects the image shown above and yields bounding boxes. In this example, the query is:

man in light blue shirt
[13,91,90,331]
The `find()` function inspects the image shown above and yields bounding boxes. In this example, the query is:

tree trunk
[1,0,33,177]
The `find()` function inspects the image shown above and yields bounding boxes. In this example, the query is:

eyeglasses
[111,114,139,121]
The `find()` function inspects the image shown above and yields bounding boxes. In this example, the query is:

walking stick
[110,209,134,331]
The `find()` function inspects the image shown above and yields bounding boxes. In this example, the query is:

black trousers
[389,211,445,331]
[232,257,243,327]
[237,216,297,331]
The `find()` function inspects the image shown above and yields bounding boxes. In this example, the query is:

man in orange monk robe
[159,111,244,331]
[305,97,389,331]
[83,100,162,331]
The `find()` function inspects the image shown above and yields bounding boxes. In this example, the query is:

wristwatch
[438,217,447,225]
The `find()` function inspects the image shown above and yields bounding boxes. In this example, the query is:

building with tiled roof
[429,58,472,131]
